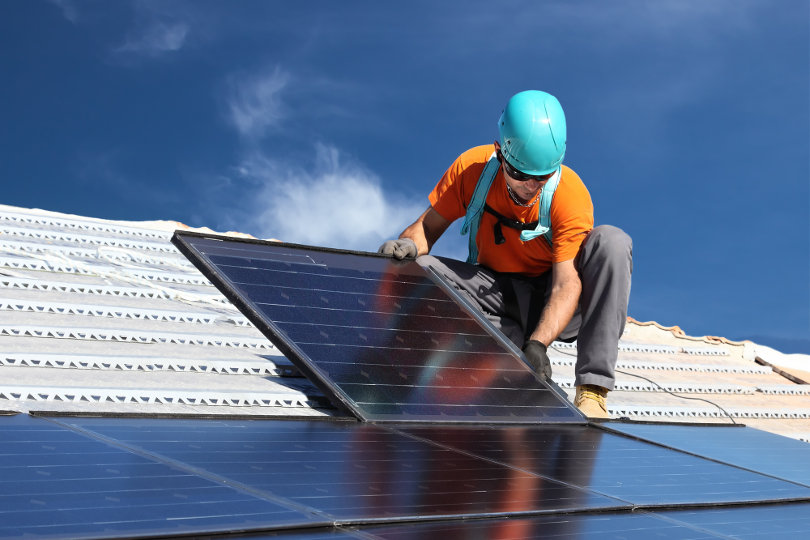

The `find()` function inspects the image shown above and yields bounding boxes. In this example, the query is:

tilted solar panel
[172,232,582,423]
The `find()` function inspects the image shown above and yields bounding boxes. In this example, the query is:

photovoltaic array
[3,415,810,539]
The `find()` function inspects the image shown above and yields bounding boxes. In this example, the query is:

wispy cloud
[225,67,290,140]
[48,0,80,24]
[115,21,189,56]
[231,144,425,251]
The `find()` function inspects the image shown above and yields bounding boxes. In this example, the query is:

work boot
[574,385,609,419]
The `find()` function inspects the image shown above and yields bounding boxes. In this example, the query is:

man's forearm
[529,276,581,346]
[399,206,451,257]
[400,221,432,256]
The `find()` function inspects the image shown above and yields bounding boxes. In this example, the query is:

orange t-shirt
[429,144,593,276]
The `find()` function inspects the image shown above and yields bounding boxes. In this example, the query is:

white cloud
[234,144,425,252]
[116,21,189,56]
[225,67,290,140]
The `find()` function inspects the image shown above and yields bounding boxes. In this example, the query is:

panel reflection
[63,418,624,522]
[357,511,720,540]
[403,424,810,506]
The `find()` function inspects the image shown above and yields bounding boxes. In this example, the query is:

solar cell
[396,424,810,506]
[603,422,810,487]
[60,417,627,523]
[0,415,323,539]
[172,233,582,423]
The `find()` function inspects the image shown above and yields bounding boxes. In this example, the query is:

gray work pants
[419,225,632,390]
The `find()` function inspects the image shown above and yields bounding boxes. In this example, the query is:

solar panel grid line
[171,232,584,424]
[171,236,372,420]
[42,416,338,525]
[394,424,810,508]
[4,414,810,537]
[355,505,810,540]
[651,502,810,540]
[56,418,631,526]
[386,424,637,509]
[0,415,327,538]
[352,510,732,540]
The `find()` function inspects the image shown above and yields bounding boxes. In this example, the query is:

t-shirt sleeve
[550,168,594,263]
[428,145,491,222]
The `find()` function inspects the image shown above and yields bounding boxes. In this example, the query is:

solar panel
[356,511,723,539]
[3,414,810,538]
[171,232,582,423]
[356,504,810,539]
[0,415,324,539]
[654,502,810,539]
[603,422,810,487]
[60,417,627,523]
[395,424,810,506]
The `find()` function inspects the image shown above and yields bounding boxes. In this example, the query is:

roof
[1,203,809,539]
[1,203,807,439]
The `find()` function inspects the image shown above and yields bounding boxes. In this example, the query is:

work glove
[523,340,552,380]
[378,238,418,260]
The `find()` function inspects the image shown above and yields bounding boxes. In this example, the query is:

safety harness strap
[460,152,560,264]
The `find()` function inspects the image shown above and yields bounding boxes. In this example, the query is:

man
[379,90,632,418]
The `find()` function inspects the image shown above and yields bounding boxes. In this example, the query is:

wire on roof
[551,344,739,425]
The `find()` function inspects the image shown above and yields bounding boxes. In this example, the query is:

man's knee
[580,225,632,270]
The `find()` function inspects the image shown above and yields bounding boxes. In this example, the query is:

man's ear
[493,140,501,152]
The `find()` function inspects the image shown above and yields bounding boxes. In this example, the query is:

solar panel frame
[171,232,583,424]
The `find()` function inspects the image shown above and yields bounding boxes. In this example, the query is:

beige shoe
[574,385,610,419]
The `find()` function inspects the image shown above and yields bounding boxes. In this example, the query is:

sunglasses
[497,150,553,182]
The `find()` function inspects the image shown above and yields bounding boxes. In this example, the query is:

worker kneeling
[379,90,632,418]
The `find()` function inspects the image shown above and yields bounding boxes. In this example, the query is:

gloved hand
[523,340,552,380]
[378,238,418,260]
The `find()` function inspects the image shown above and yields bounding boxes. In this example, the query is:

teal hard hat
[498,90,567,176]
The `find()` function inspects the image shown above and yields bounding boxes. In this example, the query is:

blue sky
[2,0,808,353]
